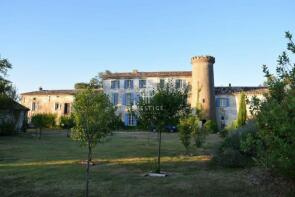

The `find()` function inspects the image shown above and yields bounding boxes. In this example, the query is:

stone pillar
[191,56,216,121]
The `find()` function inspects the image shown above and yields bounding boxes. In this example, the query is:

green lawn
[0,130,292,197]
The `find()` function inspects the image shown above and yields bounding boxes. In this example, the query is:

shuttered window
[216,98,230,107]
[111,93,119,105]
[124,113,137,126]
[111,80,120,89]
[124,80,133,89]
[139,79,146,88]
[122,93,135,106]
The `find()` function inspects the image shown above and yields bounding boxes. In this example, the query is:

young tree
[71,88,115,197]
[245,32,295,178]
[178,115,200,153]
[137,81,190,173]
[237,92,247,127]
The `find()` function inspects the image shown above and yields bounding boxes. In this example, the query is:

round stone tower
[191,55,216,121]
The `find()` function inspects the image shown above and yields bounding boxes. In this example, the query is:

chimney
[229,83,232,87]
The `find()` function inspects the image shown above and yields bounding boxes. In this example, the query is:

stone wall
[21,94,75,121]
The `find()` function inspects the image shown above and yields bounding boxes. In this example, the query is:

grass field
[0,130,293,197]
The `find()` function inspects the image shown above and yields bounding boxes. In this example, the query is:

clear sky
[1,0,295,93]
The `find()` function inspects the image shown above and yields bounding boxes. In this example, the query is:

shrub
[31,113,57,139]
[246,32,295,179]
[60,115,75,129]
[214,148,248,168]
[178,115,199,152]
[215,121,258,167]
[0,121,15,136]
[204,120,218,133]
[247,91,295,178]
[110,115,125,130]
[219,120,238,138]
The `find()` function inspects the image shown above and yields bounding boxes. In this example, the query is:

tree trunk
[86,144,92,197]
[157,129,162,173]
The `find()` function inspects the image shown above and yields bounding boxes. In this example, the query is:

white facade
[103,76,191,126]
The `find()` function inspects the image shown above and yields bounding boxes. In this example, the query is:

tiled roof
[215,86,268,95]
[21,87,267,96]
[0,97,29,111]
[102,71,192,79]
[21,89,102,96]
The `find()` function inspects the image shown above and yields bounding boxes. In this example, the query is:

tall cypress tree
[237,92,247,127]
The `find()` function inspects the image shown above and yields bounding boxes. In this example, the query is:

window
[32,102,36,111]
[111,80,120,89]
[125,93,133,105]
[139,79,146,88]
[216,98,230,107]
[124,113,136,126]
[111,93,119,105]
[140,90,154,103]
[55,103,59,111]
[159,79,165,88]
[124,80,133,89]
[175,79,183,89]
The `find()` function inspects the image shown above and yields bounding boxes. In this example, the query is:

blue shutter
[124,113,129,126]
[124,80,127,89]
[122,93,126,105]
[226,98,230,107]
[130,80,134,89]
[216,98,220,107]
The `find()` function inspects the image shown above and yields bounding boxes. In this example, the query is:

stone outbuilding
[0,97,29,133]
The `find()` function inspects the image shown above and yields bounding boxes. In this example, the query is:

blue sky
[1,0,295,93]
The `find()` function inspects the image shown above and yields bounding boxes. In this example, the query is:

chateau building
[21,55,267,128]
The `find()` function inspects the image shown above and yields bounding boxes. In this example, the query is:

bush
[204,120,218,133]
[31,113,56,128]
[110,115,125,130]
[246,32,295,179]
[247,91,295,178]
[60,115,75,129]
[0,121,15,136]
[219,120,238,137]
[215,121,258,167]
[214,148,248,168]
[178,115,199,152]
[222,121,258,152]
